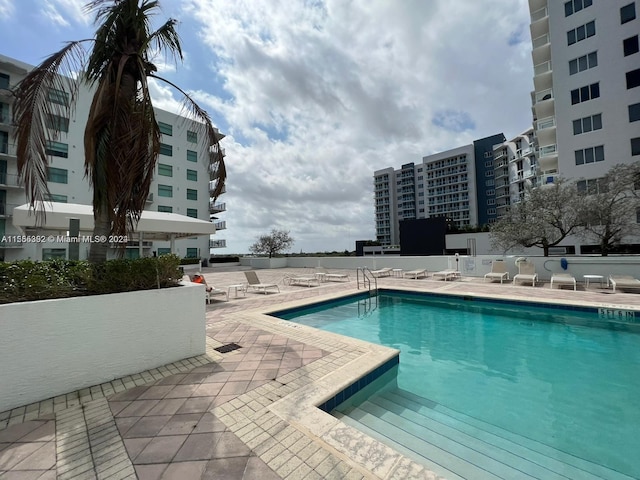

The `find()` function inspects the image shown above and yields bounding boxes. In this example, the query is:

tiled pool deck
[2,266,640,479]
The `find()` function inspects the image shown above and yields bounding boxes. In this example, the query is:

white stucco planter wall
[0,282,205,413]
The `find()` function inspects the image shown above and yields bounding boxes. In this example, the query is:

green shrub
[0,255,182,304]
[179,257,201,265]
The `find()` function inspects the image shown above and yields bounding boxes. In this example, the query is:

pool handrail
[357,267,378,293]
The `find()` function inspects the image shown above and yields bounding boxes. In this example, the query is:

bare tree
[249,229,294,258]
[576,162,640,256]
[490,178,583,256]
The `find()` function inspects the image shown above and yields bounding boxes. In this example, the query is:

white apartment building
[374,134,504,246]
[530,0,640,184]
[492,128,537,218]
[0,53,226,261]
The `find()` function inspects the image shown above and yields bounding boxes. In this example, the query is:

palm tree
[12,0,226,263]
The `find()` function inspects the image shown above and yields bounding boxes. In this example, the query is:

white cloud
[47,0,90,26]
[176,0,534,253]
[0,0,15,19]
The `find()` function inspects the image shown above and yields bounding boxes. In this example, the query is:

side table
[227,284,246,298]
[583,274,606,288]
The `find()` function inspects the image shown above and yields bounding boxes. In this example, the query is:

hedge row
[0,255,183,304]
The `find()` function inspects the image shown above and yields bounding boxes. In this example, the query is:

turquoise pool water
[275,292,640,479]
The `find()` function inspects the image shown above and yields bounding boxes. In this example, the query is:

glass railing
[532,34,550,49]
[537,116,556,130]
[531,7,548,22]
[535,88,553,103]
[534,61,552,76]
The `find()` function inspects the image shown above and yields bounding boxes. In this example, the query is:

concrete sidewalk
[1,267,639,479]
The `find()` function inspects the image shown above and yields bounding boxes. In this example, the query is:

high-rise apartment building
[0,53,226,261]
[529,0,640,184]
[373,134,504,246]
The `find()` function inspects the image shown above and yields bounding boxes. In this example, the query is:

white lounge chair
[609,275,640,293]
[371,267,392,277]
[513,261,537,287]
[316,267,349,282]
[244,271,280,294]
[283,274,319,287]
[432,269,460,281]
[550,273,576,290]
[484,260,509,284]
[403,269,427,279]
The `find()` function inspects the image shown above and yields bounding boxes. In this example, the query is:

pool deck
[2,266,639,479]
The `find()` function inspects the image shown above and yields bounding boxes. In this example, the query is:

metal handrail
[357,267,377,293]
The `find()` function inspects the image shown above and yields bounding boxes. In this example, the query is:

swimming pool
[274,291,640,480]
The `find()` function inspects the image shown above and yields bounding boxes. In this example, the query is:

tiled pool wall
[317,355,399,413]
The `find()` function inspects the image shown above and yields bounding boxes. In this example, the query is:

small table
[583,274,606,288]
[392,269,403,278]
[227,284,246,298]
[315,273,327,283]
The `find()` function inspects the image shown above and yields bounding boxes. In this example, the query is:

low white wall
[241,255,640,282]
[0,282,205,412]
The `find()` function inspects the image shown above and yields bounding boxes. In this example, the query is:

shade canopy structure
[12,203,216,240]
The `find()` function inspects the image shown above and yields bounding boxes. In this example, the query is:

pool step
[336,388,634,480]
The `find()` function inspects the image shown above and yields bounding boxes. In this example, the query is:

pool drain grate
[214,343,242,353]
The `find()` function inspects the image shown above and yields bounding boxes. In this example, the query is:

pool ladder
[357,267,377,294]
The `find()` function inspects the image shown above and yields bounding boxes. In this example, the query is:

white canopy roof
[12,203,215,240]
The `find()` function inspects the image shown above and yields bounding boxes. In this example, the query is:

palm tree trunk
[88,203,111,263]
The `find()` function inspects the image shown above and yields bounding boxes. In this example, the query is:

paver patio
[1,266,639,479]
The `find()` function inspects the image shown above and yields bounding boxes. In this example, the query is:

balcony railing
[213,221,226,230]
[209,239,226,248]
[0,173,22,187]
[534,88,553,103]
[209,202,226,213]
[532,34,550,49]
[538,144,557,157]
[534,61,552,76]
[531,6,548,22]
[537,116,556,130]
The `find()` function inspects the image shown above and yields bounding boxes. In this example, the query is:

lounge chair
[513,261,537,287]
[370,267,392,277]
[432,269,460,281]
[316,267,349,282]
[484,260,509,284]
[609,275,640,293]
[283,273,319,287]
[550,273,576,290]
[185,274,228,302]
[244,271,280,294]
[403,269,427,279]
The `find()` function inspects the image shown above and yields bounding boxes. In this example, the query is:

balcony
[0,203,20,216]
[145,193,153,203]
[209,201,226,214]
[209,239,226,249]
[532,34,551,65]
[213,221,226,230]
[538,144,557,158]
[534,61,551,77]
[0,141,16,158]
[530,7,549,39]
[0,173,23,189]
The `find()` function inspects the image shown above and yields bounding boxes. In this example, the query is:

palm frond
[150,73,227,201]
[145,18,183,66]
[13,41,88,223]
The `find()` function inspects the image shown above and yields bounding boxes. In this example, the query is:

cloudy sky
[0,0,535,254]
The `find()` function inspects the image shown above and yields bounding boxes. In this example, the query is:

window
[159,143,173,156]
[47,167,68,183]
[187,130,197,143]
[577,178,606,194]
[158,205,173,213]
[565,0,592,16]
[630,103,640,122]
[487,199,496,206]
[48,88,69,106]
[569,51,597,75]
[186,208,198,218]
[158,121,172,136]
[42,248,66,260]
[186,188,198,200]
[45,114,69,132]
[487,189,495,196]
[574,145,604,165]
[484,160,493,167]
[573,113,602,134]
[157,247,171,255]
[624,35,639,56]
[626,68,640,89]
[571,82,599,104]
[485,179,494,186]
[632,138,640,156]
[158,184,173,198]
[44,193,68,203]
[621,3,636,24]
[567,20,596,45]
[485,170,494,177]
[186,169,197,181]
[0,73,9,90]
[186,248,198,258]
[45,141,68,158]
[158,163,173,176]
[186,150,197,162]
[0,131,7,153]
